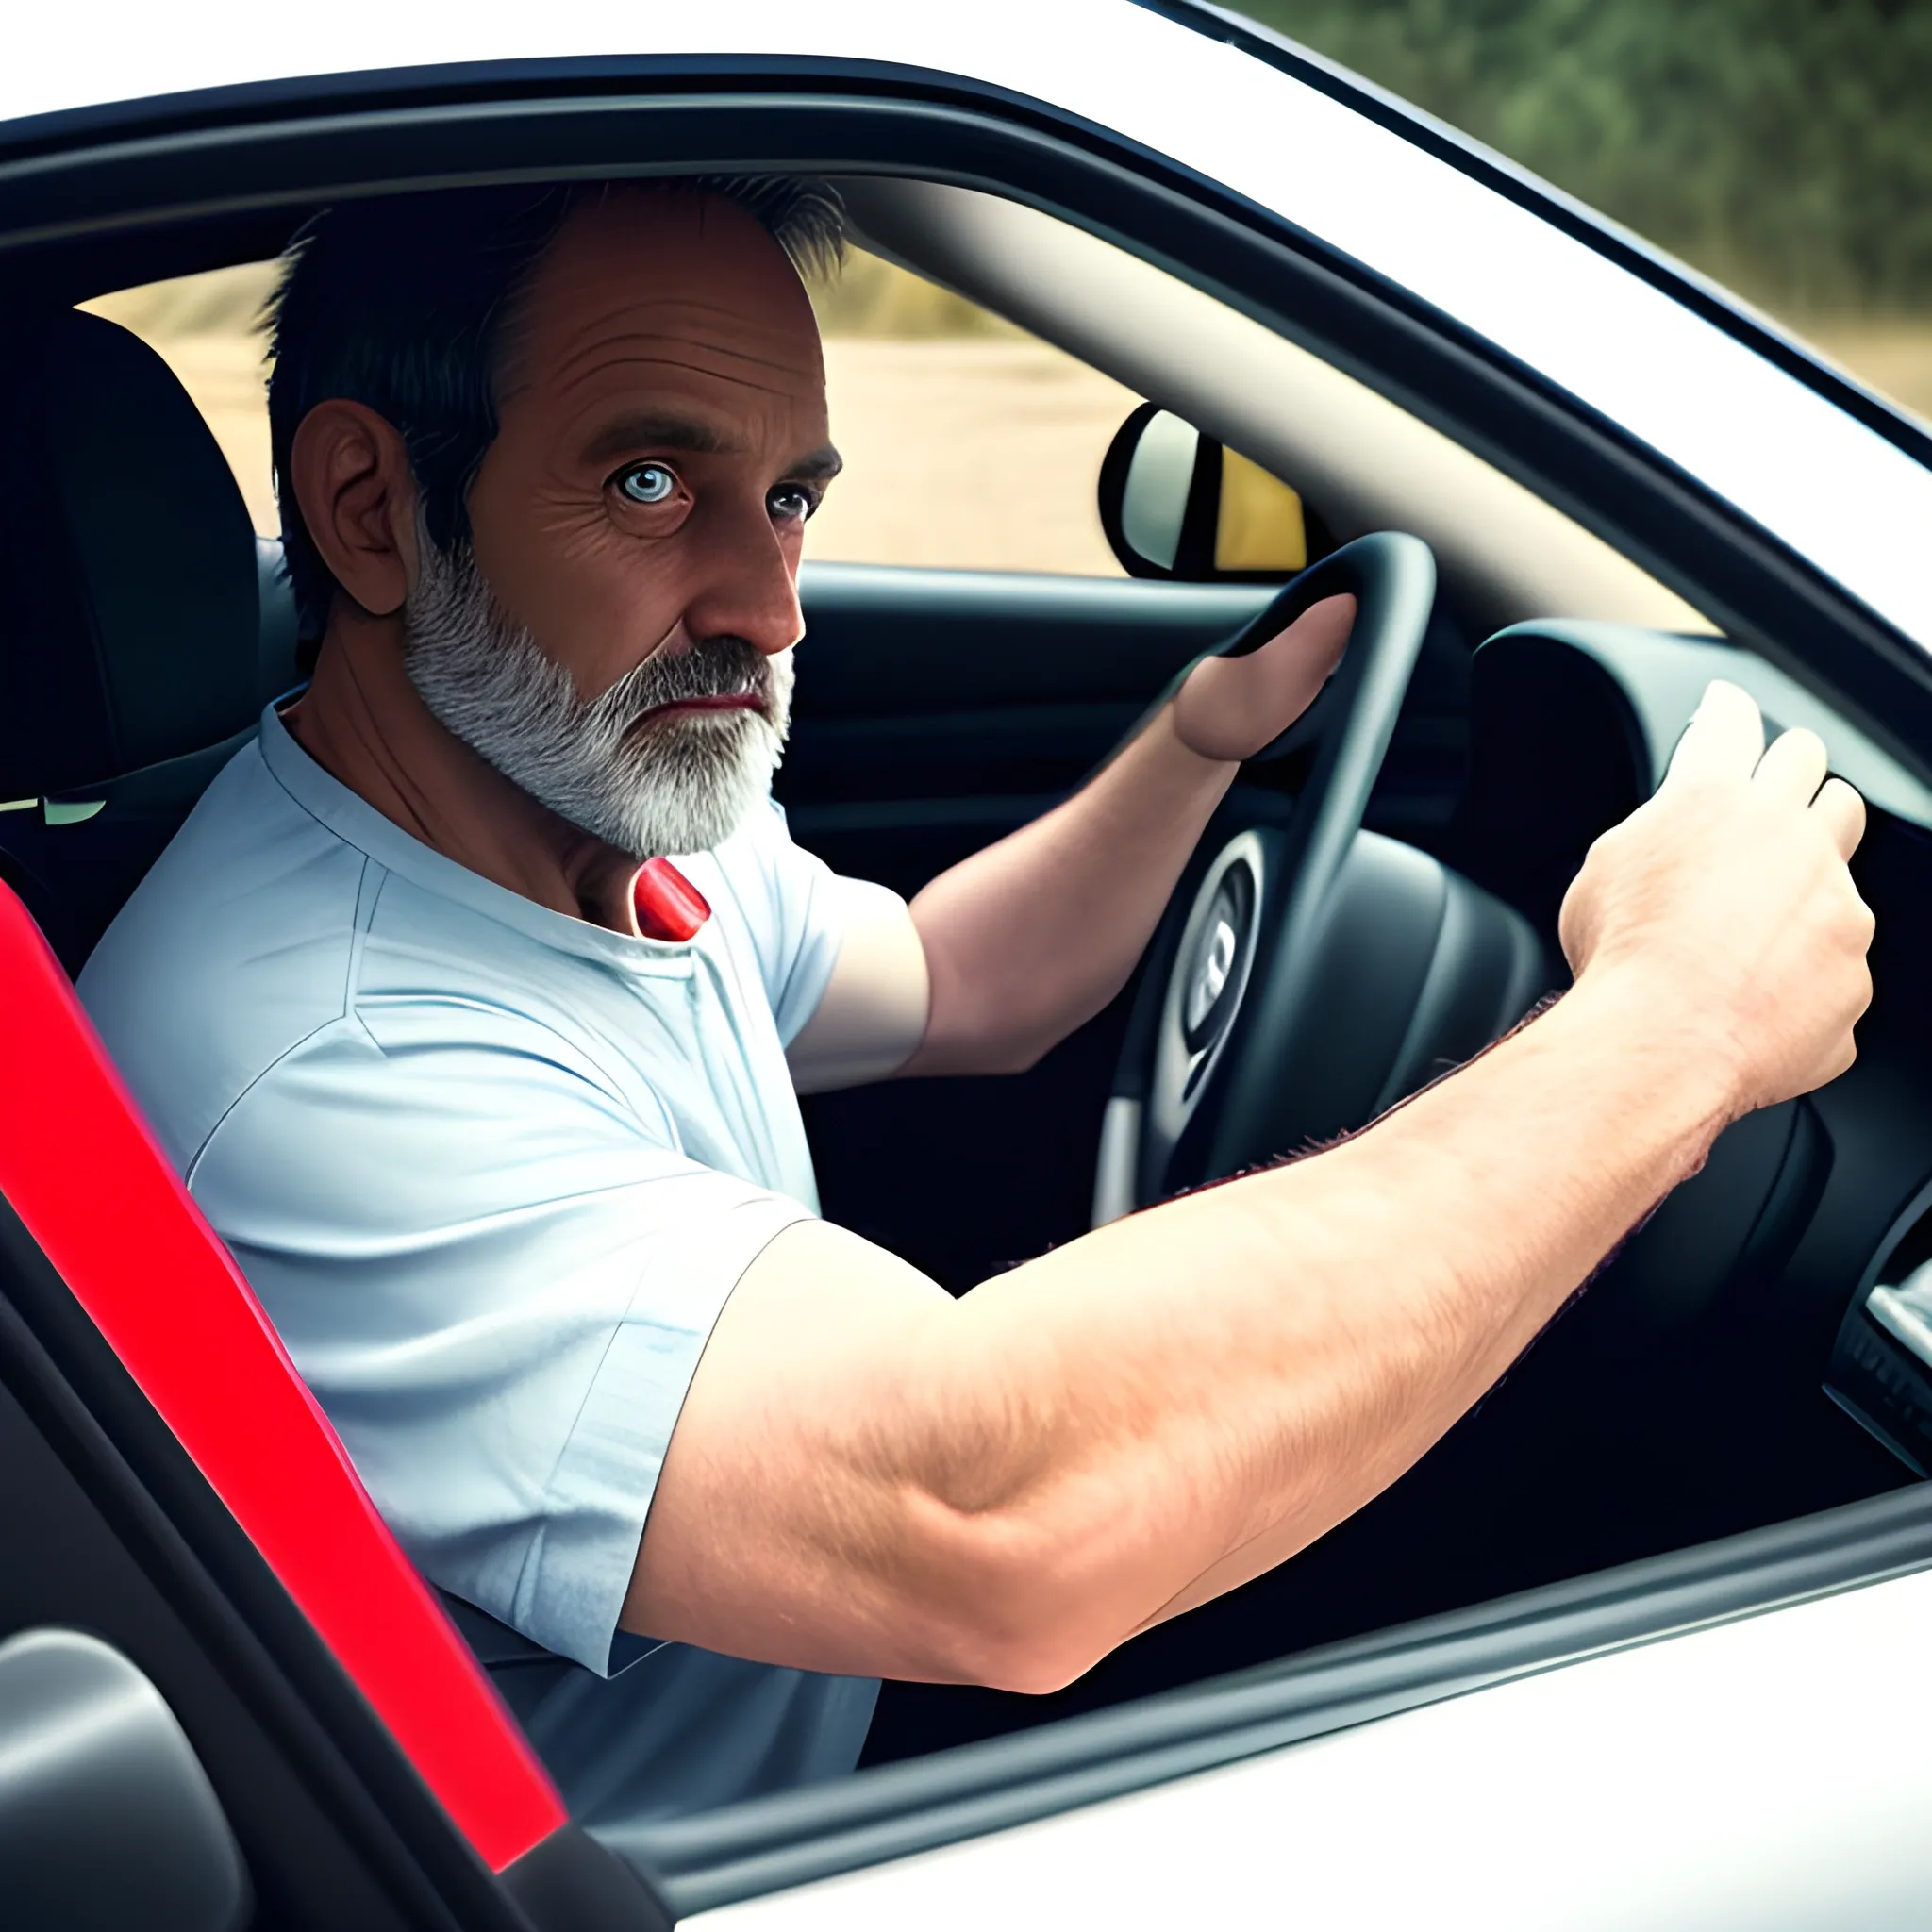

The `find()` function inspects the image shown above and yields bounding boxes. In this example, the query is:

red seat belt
[0,881,566,1870]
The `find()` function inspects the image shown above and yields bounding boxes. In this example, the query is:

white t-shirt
[80,704,900,1822]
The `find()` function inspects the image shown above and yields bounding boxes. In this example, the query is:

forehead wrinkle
[565,291,807,327]
[552,287,812,332]
[542,292,820,375]
[551,350,803,410]
[546,326,817,393]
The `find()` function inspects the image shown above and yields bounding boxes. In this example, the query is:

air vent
[1826,1177,1932,1477]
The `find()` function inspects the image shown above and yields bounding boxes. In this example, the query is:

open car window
[83,247,1145,581]
[77,190,1723,658]
[4,26,1927,1920]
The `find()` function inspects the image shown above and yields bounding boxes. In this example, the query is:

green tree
[1234,0,1932,316]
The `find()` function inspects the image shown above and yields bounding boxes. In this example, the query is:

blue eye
[618,463,676,506]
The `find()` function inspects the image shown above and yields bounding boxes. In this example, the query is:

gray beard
[400,538,793,861]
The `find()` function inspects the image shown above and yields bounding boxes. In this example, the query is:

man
[81,176,1874,1824]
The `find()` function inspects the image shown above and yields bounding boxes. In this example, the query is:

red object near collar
[632,857,711,941]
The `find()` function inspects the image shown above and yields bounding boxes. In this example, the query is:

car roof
[8,1,1131,128]
[6,0,1930,652]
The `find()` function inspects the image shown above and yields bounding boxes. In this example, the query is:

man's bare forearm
[634,685,1871,1693]
[636,968,1731,1689]
[902,705,1234,1075]
[898,966,1733,1682]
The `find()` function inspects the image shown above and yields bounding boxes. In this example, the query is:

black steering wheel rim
[1112,530,1438,1208]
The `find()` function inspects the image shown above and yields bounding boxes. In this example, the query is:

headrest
[0,309,261,801]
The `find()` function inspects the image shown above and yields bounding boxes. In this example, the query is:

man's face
[405,190,840,859]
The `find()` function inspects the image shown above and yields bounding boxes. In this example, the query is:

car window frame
[7,65,1932,1908]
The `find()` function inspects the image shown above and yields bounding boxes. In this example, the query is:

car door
[686,1562,1932,1931]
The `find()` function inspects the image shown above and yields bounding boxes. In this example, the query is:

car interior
[4,151,1931,1822]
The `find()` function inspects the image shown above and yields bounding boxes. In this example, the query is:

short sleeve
[186,1003,811,1677]
[708,799,908,1046]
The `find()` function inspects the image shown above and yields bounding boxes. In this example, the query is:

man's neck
[285,605,642,934]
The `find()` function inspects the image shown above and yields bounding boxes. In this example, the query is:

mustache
[615,635,774,720]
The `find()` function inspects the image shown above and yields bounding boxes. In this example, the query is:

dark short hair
[265,176,844,645]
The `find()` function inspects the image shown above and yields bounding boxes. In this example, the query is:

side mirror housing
[0,1628,251,1931]
[1097,403,1330,582]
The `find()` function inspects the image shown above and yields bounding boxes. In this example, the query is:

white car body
[6,7,1930,1926]
[708,1562,1932,1931]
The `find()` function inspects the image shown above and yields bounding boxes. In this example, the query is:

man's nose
[679,506,806,658]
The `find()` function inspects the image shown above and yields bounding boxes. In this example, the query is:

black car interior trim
[1827,1171,1932,1480]
[500,1824,675,1932]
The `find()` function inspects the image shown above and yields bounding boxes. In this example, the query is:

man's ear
[290,400,421,619]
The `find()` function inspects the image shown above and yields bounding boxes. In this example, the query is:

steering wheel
[1100,531,1439,1213]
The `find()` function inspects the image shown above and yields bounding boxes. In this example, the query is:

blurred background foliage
[1237,0,1932,320]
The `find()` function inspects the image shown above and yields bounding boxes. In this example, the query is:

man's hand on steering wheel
[1559,677,1873,1115]
[1169,593,1357,762]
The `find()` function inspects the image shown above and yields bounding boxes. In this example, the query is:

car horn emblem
[1181,862,1256,1057]
[1187,910,1239,1037]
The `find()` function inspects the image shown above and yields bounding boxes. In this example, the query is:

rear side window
[81,249,1146,579]
[81,262,279,537]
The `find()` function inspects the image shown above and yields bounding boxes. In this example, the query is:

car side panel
[695,1563,1932,1931]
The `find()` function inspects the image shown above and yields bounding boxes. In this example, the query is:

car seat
[0,308,300,974]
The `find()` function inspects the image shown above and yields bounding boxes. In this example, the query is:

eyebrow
[582,411,738,468]
[789,444,845,485]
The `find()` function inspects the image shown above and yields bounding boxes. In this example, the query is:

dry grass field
[84,254,1931,579]
[1805,325,1932,424]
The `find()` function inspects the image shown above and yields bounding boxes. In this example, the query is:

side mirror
[1097,403,1329,582]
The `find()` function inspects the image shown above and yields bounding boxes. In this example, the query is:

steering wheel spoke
[1110,532,1441,1207]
